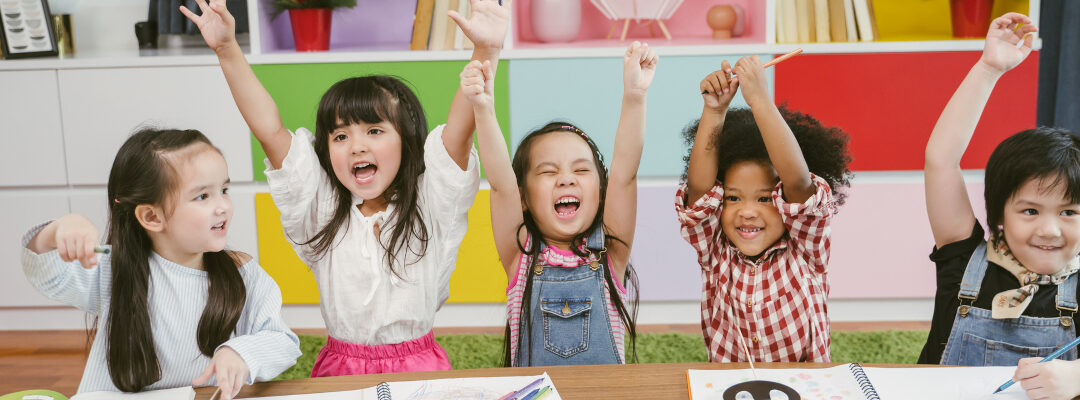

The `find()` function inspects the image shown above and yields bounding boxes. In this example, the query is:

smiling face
[160,144,233,255]
[720,160,786,258]
[327,118,402,206]
[521,131,602,247]
[1000,177,1080,274]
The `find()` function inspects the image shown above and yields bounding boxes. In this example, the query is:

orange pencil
[763,48,803,68]
[702,48,803,94]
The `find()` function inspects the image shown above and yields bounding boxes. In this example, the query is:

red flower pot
[949,0,995,38]
[288,8,332,51]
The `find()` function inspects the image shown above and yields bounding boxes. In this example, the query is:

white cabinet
[0,194,70,307]
[58,66,253,185]
[0,70,67,186]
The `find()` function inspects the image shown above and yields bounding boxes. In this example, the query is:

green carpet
[273,330,929,381]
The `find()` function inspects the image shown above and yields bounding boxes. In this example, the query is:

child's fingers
[232,373,244,399]
[192,0,211,15]
[447,10,466,31]
[178,5,199,22]
[1013,358,1043,381]
[193,362,215,386]
[711,72,726,94]
[211,0,234,24]
[481,60,493,82]
[79,241,96,268]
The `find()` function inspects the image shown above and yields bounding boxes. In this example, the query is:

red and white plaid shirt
[674,174,835,362]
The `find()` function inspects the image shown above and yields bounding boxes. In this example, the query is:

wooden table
[195,362,920,399]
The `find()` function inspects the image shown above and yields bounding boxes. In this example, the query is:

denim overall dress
[514,228,623,366]
[940,242,1079,366]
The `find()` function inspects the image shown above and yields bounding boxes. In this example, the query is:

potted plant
[270,0,356,51]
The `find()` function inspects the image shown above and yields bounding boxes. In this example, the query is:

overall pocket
[540,298,591,358]
[957,332,1061,366]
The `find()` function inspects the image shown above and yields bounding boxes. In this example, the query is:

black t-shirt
[917,223,1080,364]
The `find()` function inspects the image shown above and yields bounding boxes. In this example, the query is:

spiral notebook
[237,373,560,400]
[687,364,1030,400]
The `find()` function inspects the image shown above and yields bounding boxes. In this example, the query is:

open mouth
[211,221,226,232]
[554,196,580,219]
[736,226,763,239]
[353,162,377,185]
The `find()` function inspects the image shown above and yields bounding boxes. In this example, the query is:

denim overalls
[940,242,1079,366]
[513,228,623,366]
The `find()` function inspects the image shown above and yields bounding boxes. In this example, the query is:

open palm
[980,12,1037,74]
[179,0,236,52]
[449,0,510,49]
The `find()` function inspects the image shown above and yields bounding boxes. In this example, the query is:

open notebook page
[70,387,195,400]
[688,365,869,400]
[861,366,1028,400]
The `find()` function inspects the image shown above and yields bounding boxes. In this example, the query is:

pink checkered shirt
[674,174,835,362]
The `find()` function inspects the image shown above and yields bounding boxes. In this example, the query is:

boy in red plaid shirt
[674,57,852,362]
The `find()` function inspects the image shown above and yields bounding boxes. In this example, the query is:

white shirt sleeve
[218,261,301,384]
[21,221,109,315]
[419,125,481,283]
[263,128,338,263]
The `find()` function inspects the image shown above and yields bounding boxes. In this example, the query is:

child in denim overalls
[922,12,1080,399]
[460,42,657,366]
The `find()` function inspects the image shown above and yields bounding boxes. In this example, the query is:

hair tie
[560,125,588,139]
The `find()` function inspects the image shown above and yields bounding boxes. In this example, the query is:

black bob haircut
[985,127,1080,240]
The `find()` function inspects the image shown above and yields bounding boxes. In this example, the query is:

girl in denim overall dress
[922,12,1080,399]
[460,42,657,366]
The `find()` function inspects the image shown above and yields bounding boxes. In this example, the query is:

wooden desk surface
[197,362,926,400]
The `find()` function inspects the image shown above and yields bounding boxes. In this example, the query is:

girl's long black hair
[502,122,640,366]
[104,128,246,391]
[301,76,430,277]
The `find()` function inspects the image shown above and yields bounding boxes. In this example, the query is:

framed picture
[0,0,58,59]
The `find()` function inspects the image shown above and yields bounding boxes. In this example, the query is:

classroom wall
[0,0,1039,329]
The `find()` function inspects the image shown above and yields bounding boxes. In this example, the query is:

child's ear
[134,204,165,233]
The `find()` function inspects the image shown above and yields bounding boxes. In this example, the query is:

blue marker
[993,336,1080,394]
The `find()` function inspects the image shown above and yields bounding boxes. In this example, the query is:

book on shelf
[852,0,876,42]
[814,0,831,42]
[410,0,436,50]
[828,0,848,41]
[778,0,873,43]
[428,0,451,50]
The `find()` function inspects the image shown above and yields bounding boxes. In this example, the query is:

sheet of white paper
[688,366,867,400]
[861,366,1029,400]
[384,373,561,400]
[70,387,195,400]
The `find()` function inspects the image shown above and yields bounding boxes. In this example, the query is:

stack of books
[776,0,879,43]
[410,0,475,51]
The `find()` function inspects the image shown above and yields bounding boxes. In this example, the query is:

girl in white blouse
[181,0,507,375]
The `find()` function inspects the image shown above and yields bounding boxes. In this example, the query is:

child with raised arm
[181,0,508,375]
[462,41,657,366]
[675,57,852,362]
[921,12,1080,399]
[22,129,299,399]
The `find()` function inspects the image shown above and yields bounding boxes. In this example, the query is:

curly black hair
[681,105,853,205]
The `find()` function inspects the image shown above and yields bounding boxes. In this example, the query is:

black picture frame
[0,0,58,59]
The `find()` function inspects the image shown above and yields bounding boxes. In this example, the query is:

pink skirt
[310,331,452,377]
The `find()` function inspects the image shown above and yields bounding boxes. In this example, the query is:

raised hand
[732,56,769,106]
[700,60,739,113]
[51,214,101,269]
[179,0,237,53]
[193,347,250,400]
[623,41,659,99]
[448,0,510,49]
[460,60,494,109]
[979,12,1037,75]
